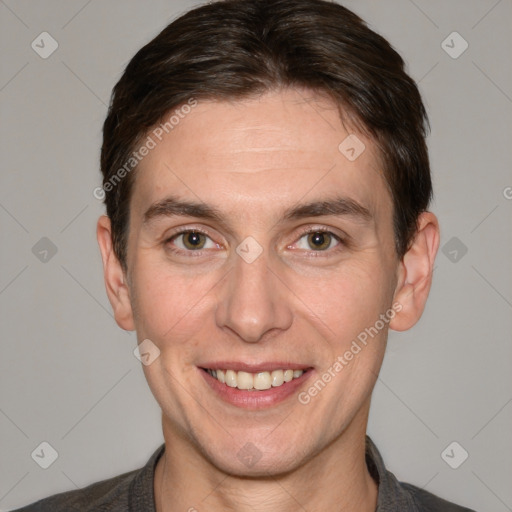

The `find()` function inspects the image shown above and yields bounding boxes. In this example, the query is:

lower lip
[199,368,313,410]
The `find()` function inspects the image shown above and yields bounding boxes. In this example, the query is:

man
[14,0,476,510]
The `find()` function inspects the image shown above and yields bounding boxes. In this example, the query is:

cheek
[292,260,394,341]
[129,263,216,349]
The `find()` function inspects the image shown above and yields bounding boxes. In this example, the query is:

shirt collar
[365,435,420,511]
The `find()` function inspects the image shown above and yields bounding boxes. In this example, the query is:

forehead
[131,88,389,222]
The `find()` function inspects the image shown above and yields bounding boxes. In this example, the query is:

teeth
[225,369,237,388]
[206,368,305,391]
[254,372,272,390]
[237,371,254,390]
[271,370,284,387]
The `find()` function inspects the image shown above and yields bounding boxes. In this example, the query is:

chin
[210,448,306,478]
[193,429,315,478]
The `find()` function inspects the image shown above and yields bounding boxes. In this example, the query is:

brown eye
[291,229,343,253]
[165,229,222,257]
[306,231,334,251]
[180,231,206,250]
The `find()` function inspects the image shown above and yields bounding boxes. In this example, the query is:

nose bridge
[215,244,292,343]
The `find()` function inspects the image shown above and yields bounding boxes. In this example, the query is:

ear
[389,212,440,332]
[96,215,135,331]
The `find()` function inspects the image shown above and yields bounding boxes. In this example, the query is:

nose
[215,246,293,343]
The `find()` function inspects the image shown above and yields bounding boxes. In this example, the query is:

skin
[97,87,439,512]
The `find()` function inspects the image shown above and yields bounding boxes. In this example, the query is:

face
[99,88,429,476]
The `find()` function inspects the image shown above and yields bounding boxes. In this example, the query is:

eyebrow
[283,196,372,222]
[142,194,372,228]
[143,196,226,226]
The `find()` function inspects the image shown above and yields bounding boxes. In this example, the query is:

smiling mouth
[201,368,309,391]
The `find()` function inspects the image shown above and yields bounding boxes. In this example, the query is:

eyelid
[287,225,346,252]
[166,225,215,239]
[163,225,228,260]
[294,224,346,239]
[165,225,221,247]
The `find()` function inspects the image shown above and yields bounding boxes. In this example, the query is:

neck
[154,409,378,512]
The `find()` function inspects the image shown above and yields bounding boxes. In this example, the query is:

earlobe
[389,212,440,332]
[96,215,135,331]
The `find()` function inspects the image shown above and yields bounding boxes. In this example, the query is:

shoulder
[365,435,477,512]
[401,482,478,512]
[10,468,137,512]
[11,442,165,512]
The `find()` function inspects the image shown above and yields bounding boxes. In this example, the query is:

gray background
[0,0,511,510]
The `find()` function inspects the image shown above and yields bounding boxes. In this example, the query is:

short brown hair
[100,0,432,271]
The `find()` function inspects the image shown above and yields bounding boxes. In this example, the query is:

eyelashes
[164,226,346,258]
[292,229,342,252]
[168,229,218,252]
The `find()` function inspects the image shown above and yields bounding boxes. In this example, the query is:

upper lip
[199,362,312,373]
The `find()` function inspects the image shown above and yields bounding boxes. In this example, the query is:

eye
[166,230,219,252]
[293,229,342,252]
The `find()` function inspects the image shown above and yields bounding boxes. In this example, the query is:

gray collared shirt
[12,436,477,511]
